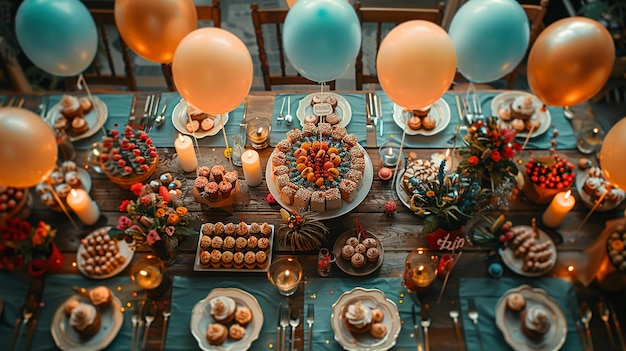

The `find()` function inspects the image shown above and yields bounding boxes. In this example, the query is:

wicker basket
[103,156,158,190]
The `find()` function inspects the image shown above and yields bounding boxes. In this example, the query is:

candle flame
[70,188,78,197]
[567,265,574,272]
[564,190,572,199]
[177,133,185,142]
[445,148,450,157]
[387,147,393,156]
[246,150,254,158]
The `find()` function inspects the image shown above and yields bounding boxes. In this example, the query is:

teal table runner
[459,277,583,351]
[0,273,134,351]
[166,276,284,351]
[304,277,416,351]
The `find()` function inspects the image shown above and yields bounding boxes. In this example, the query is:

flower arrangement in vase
[108,182,196,263]
[457,117,522,190]
[0,218,62,274]
[99,124,159,189]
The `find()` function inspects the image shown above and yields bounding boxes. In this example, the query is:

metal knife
[128,95,137,127]
[365,98,377,148]
[276,303,282,351]
[412,304,422,351]
[24,301,44,351]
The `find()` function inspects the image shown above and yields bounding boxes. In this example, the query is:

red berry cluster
[497,221,514,243]
[525,154,575,190]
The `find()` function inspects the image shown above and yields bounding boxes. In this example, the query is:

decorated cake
[270,123,366,212]
[401,159,440,197]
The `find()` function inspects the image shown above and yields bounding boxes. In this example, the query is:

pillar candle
[174,134,198,172]
[542,190,575,227]
[66,188,100,225]
[241,150,262,186]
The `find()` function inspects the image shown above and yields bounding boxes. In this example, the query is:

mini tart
[235,306,253,325]
[407,116,422,130]
[422,116,436,130]
[229,324,246,340]
[371,308,384,323]
[88,286,112,308]
[206,323,228,345]
[506,293,526,312]
[370,322,387,338]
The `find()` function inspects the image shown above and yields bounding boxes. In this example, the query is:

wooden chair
[250,2,335,91]
[162,0,222,92]
[65,8,137,91]
[354,1,445,90]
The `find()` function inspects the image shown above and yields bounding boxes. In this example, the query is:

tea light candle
[174,134,198,172]
[241,150,262,186]
[66,188,100,225]
[379,142,400,167]
[412,264,436,288]
[542,190,575,227]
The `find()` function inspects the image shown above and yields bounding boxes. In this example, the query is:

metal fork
[468,299,483,351]
[289,307,300,351]
[449,300,465,351]
[141,301,156,351]
[420,303,431,351]
[306,304,314,351]
[10,304,33,351]
[280,305,289,351]
[161,301,171,351]
[131,301,145,351]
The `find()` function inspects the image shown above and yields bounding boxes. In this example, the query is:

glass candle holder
[379,141,401,168]
[267,257,302,296]
[403,248,439,292]
[576,120,605,155]
[317,248,334,277]
[246,117,271,149]
[131,255,169,297]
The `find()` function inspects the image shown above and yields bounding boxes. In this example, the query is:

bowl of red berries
[522,153,576,204]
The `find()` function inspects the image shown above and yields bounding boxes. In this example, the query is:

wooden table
[5,91,626,350]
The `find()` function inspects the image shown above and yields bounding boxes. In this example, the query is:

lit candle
[241,150,262,186]
[66,188,100,225]
[542,190,576,227]
[411,264,436,288]
[174,134,198,172]
[379,142,400,167]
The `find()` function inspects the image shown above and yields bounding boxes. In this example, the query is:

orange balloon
[528,17,615,107]
[599,117,626,190]
[0,108,57,188]
[114,0,197,64]
[376,21,456,110]
[172,28,253,115]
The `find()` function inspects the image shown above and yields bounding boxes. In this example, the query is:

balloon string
[46,181,78,230]
[220,114,230,163]
[391,119,408,190]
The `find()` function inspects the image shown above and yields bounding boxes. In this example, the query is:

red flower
[469,156,480,165]
[501,129,516,144]
[491,150,501,162]
[130,182,144,196]
[119,199,131,212]
[502,146,515,159]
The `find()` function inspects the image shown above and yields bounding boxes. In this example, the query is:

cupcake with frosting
[343,301,373,334]
[69,302,101,338]
[210,296,236,324]
[509,95,535,120]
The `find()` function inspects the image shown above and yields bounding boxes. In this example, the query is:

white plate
[172,99,229,138]
[575,168,624,212]
[45,168,93,212]
[76,226,134,279]
[392,98,451,136]
[495,285,567,351]
[331,288,401,351]
[190,288,263,351]
[51,291,123,351]
[499,225,556,277]
[333,230,384,276]
[45,96,108,142]
[266,151,374,220]
[296,92,352,128]
[491,91,551,138]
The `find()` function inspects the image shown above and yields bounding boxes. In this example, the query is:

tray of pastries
[194,222,274,272]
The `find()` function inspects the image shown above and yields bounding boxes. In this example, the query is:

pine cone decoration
[278,208,329,252]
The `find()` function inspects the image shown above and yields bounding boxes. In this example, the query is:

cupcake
[244,251,256,269]
[510,95,535,120]
[235,306,253,326]
[258,237,270,252]
[200,251,211,266]
[256,251,268,269]
[210,296,236,324]
[362,238,377,249]
[218,181,233,198]
[343,301,373,334]
[224,223,236,236]
[233,252,245,269]
[60,94,84,120]
[247,236,258,250]
[346,237,359,247]
[224,171,238,187]
[211,165,225,182]
[65,172,81,188]
[64,299,81,315]
[200,236,212,249]
[351,253,366,268]
[260,223,272,237]
[249,222,260,235]
[221,251,234,268]
[88,286,112,308]
[223,236,236,251]
[521,305,551,339]
[236,222,249,237]
[342,245,355,260]
[213,222,225,236]
[201,223,214,236]
[229,324,246,340]
[197,166,211,178]
[210,249,222,268]
[194,176,209,192]
[211,236,224,249]
[69,303,101,338]
[371,308,384,323]
[366,247,379,262]
[206,323,228,345]
[507,293,526,312]
[370,323,387,339]
[203,182,219,199]
[355,243,367,254]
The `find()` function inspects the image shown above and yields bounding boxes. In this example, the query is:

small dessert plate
[499,226,556,277]
[495,285,567,351]
[491,91,551,139]
[392,98,451,136]
[296,92,352,127]
[333,229,384,276]
[45,96,108,142]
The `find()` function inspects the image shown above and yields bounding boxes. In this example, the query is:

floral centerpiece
[0,218,62,274]
[409,160,483,234]
[99,124,159,189]
[107,182,195,262]
[457,117,521,190]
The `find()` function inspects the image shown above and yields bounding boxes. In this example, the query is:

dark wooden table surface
[5,91,626,350]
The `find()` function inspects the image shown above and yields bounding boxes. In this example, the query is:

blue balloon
[449,0,529,83]
[283,0,361,83]
[15,0,97,77]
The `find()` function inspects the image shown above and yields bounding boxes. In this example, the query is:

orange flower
[167,214,180,225]
[176,207,188,216]
[155,208,166,218]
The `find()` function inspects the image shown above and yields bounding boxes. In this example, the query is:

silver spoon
[580,302,594,351]
[284,96,293,126]
[598,299,615,349]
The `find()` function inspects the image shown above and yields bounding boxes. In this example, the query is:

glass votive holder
[231,134,244,167]
[379,141,401,168]
[85,142,104,173]
[317,248,335,277]
[576,120,605,155]
[130,255,167,295]
[402,248,439,293]
[267,257,302,296]
[246,117,271,149]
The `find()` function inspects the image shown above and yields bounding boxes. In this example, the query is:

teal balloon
[283,0,361,82]
[449,0,529,83]
[15,0,97,77]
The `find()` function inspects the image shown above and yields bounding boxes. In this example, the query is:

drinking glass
[246,117,271,149]
[576,120,605,154]
[267,257,302,296]
[231,134,244,166]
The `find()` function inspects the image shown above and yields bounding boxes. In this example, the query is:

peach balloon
[114,0,197,64]
[599,117,626,190]
[528,17,615,107]
[0,108,57,188]
[377,20,456,110]
[172,28,253,115]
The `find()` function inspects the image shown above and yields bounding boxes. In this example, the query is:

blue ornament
[488,262,504,278]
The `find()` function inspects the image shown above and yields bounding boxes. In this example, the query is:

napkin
[304,277,416,351]
[166,276,284,351]
[0,272,31,343]
[459,277,584,351]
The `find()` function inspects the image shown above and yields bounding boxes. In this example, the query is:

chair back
[250,2,335,91]
[65,8,137,92]
[162,1,222,92]
[354,1,445,90]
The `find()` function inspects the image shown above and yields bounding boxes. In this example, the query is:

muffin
[258,237,270,252]
[223,236,236,251]
[249,222,260,235]
[236,222,249,237]
[233,252,245,269]
[210,249,222,268]
[343,301,373,334]
[213,222,225,236]
[256,251,268,269]
[521,305,551,339]
[235,306,253,326]
[506,293,526,312]
[235,237,248,252]
[87,286,112,308]
[200,236,212,249]
[206,323,228,345]
[224,222,236,236]
[260,223,272,237]
[69,303,101,338]
[229,324,246,340]
[200,251,211,266]
[201,223,214,236]
[210,296,236,324]
[244,251,256,269]
[247,236,258,250]
[221,251,234,268]
[211,165,225,182]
